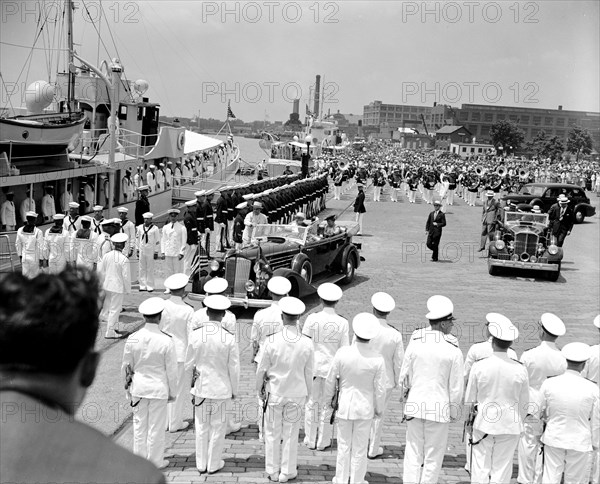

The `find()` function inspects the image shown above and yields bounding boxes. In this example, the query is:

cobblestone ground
[96,182,600,484]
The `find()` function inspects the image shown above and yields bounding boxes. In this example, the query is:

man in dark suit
[135,186,150,226]
[479,190,501,251]
[0,269,164,484]
[353,183,366,235]
[548,194,574,247]
[426,200,447,261]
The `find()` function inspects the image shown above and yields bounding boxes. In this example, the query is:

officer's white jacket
[122,324,178,400]
[465,352,529,435]
[159,296,194,362]
[251,303,283,363]
[137,224,160,254]
[185,321,239,400]
[1,200,16,226]
[96,233,113,262]
[520,341,567,390]
[540,369,599,452]
[302,308,349,378]
[41,195,56,218]
[161,221,186,257]
[464,338,518,381]
[191,307,236,336]
[97,249,131,294]
[364,319,403,390]
[257,325,313,402]
[400,329,464,423]
[323,343,386,420]
[583,345,599,384]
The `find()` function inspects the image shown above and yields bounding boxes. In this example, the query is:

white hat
[253,201,263,209]
[235,201,248,210]
[532,205,542,213]
[279,296,305,316]
[53,214,65,221]
[110,233,128,244]
[80,215,92,223]
[204,294,231,311]
[185,200,197,207]
[137,185,149,191]
[204,277,228,294]
[433,200,442,206]
[594,315,600,329]
[139,297,166,316]
[167,208,180,215]
[117,207,129,213]
[149,164,156,169]
[100,219,113,226]
[426,295,454,320]
[540,313,566,337]
[164,273,189,291]
[317,283,343,302]
[561,342,591,362]
[205,188,216,196]
[557,194,569,203]
[142,212,153,219]
[194,190,206,197]
[295,212,306,219]
[371,292,395,313]
[486,313,519,341]
[352,312,380,340]
[267,276,291,296]
[486,190,495,197]
[93,205,103,211]
[69,202,80,208]
[242,194,254,200]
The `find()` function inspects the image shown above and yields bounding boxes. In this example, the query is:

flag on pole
[227,101,236,119]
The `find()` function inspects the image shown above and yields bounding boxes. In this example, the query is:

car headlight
[548,245,558,255]
[245,280,255,292]
[495,240,505,250]
[530,255,537,263]
[511,254,519,261]
[210,260,220,272]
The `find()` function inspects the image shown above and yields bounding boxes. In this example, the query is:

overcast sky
[1,1,599,121]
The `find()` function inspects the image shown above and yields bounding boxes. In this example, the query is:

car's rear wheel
[341,254,356,284]
[299,260,312,284]
[574,209,585,224]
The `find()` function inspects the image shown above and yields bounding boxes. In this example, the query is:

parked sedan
[189,221,363,308]
[502,183,596,223]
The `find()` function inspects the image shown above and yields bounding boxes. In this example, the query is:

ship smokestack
[314,75,321,120]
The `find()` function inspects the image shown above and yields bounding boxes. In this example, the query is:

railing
[0,234,16,273]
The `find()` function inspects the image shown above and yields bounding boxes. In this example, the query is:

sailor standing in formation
[137,212,161,292]
[42,213,69,274]
[118,207,136,257]
[160,209,186,278]
[16,211,44,278]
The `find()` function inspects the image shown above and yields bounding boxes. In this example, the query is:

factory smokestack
[314,75,321,120]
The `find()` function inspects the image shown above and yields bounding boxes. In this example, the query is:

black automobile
[502,183,596,223]
[189,221,362,308]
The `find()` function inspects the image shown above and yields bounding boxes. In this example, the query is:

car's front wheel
[341,254,356,284]
[574,209,585,224]
[299,260,312,284]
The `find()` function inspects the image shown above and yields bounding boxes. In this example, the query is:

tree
[544,136,565,161]
[566,126,593,161]
[525,130,564,160]
[525,130,549,158]
[490,120,525,154]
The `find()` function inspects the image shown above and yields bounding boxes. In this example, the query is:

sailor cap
[69,202,80,208]
[100,219,113,226]
[426,295,454,321]
[371,292,395,313]
[110,233,128,244]
[167,209,180,215]
[487,313,519,342]
[279,296,305,316]
[204,277,228,295]
[594,315,600,329]
[80,216,92,223]
[137,185,150,191]
[267,276,291,296]
[317,283,343,302]
[486,190,495,197]
[117,207,129,213]
[242,194,254,200]
[139,297,165,316]
[194,190,206,197]
[149,165,156,169]
[164,273,189,291]
[185,200,197,207]
[52,214,65,221]
[352,312,380,340]
[561,342,591,362]
[93,205,103,211]
[540,313,566,337]
[142,212,154,219]
[204,294,231,311]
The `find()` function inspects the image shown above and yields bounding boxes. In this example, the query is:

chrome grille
[514,233,538,256]
[225,258,252,297]
[267,254,294,271]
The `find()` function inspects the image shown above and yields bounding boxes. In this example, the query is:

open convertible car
[488,211,563,281]
[188,221,363,307]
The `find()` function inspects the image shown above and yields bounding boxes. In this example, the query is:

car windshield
[253,224,308,244]
[504,211,549,227]
[519,185,544,196]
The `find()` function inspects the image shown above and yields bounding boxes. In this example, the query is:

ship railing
[0,234,17,273]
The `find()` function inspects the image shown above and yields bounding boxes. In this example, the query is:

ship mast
[66,0,75,113]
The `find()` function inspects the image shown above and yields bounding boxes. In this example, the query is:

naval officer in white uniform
[323,312,386,484]
[539,342,600,484]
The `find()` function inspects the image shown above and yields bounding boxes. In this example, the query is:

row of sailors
[123,276,599,484]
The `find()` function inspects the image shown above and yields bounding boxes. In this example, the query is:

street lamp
[302,134,312,178]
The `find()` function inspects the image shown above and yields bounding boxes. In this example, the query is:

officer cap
[235,201,248,210]
[426,295,454,321]
[294,212,306,219]
[540,313,566,337]
[352,312,380,340]
[433,200,442,206]
[110,233,128,244]
[164,273,189,291]
[204,294,231,311]
[486,190,495,197]
[149,164,156,169]
[242,194,254,200]
[52,214,65,221]
[371,292,395,313]
[486,313,519,341]
[139,297,165,316]
[184,199,197,207]
[267,276,291,296]
[205,188,216,196]
[594,315,600,329]
[279,296,305,316]
[194,190,206,197]
[204,277,228,294]
[561,342,591,362]
[137,185,149,191]
[117,207,129,213]
[167,208,180,215]
[93,205,103,211]
[557,194,569,203]
[142,212,153,219]
[317,283,343,302]
[69,202,80,208]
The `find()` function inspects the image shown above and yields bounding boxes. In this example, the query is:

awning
[184,130,223,154]
[288,141,308,149]
[144,127,187,160]
[267,158,301,167]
